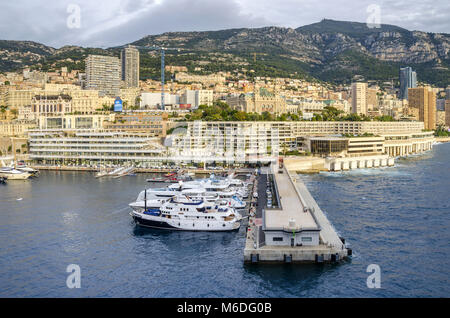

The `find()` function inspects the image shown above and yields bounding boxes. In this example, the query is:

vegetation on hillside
[180,101,303,122]
[311,106,395,122]
[435,125,450,137]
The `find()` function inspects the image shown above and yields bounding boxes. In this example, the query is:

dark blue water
[0,143,449,297]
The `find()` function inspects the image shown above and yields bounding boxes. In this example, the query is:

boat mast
[12,137,16,169]
[144,189,147,211]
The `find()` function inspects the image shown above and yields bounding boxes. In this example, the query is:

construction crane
[131,45,181,110]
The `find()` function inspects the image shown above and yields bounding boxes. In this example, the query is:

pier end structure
[244,164,348,263]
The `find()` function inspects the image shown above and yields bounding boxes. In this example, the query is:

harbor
[1,142,449,297]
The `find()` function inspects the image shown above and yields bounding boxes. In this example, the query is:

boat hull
[0,172,31,180]
[131,213,240,232]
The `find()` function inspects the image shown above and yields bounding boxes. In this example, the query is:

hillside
[1,19,449,87]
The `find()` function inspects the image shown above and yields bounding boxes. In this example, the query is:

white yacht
[16,166,39,176]
[0,167,31,180]
[167,180,241,198]
[181,188,246,209]
[129,198,169,213]
[140,185,244,205]
[129,196,241,231]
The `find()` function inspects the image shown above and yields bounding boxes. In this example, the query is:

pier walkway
[290,173,345,250]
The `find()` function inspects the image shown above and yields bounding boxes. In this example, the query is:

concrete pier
[244,164,349,263]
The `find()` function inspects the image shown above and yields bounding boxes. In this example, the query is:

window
[301,237,312,242]
[273,237,283,242]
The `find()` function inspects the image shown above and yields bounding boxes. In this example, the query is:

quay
[282,155,395,173]
[244,163,349,263]
[29,164,252,175]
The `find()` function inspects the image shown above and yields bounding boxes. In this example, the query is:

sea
[0,143,449,297]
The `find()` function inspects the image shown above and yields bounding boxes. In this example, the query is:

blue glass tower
[399,67,417,100]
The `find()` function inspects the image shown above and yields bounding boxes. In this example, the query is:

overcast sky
[0,0,448,48]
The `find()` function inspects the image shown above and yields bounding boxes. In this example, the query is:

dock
[244,164,350,263]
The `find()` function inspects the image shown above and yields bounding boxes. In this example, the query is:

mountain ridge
[1,19,449,87]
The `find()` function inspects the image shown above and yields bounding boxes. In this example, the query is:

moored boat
[129,196,241,231]
[0,168,31,180]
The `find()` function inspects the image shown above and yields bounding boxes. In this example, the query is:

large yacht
[135,186,246,209]
[0,167,31,180]
[129,196,241,231]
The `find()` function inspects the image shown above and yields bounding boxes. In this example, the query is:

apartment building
[445,100,450,127]
[179,89,214,108]
[0,120,37,137]
[408,86,436,130]
[175,72,226,85]
[351,82,367,115]
[121,45,140,88]
[86,55,121,96]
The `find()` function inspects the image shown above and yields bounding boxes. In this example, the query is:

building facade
[86,55,121,96]
[103,112,168,137]
[351,82,367,115]
[226,88,287,114]
[32,95,72,117]
[28,130,166,167]
[169,120,432,163]
[121,45,140,88]
[399,67,417,100]
[408,86,436,130]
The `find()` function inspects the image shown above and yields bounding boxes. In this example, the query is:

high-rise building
[399,67,417,100]
[408,87,436,130]
[85,55,121,96]
[351,82,367,115]
[445,100,450,127]
[120,45,140,88]
[366,88,378,111]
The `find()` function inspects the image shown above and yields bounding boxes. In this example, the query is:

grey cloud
[0,0,448,48]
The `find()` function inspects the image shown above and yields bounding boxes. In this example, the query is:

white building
[140,92,180,109]
[86,55,121,97]
[179,90,214,109]
[351,82,368,115]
